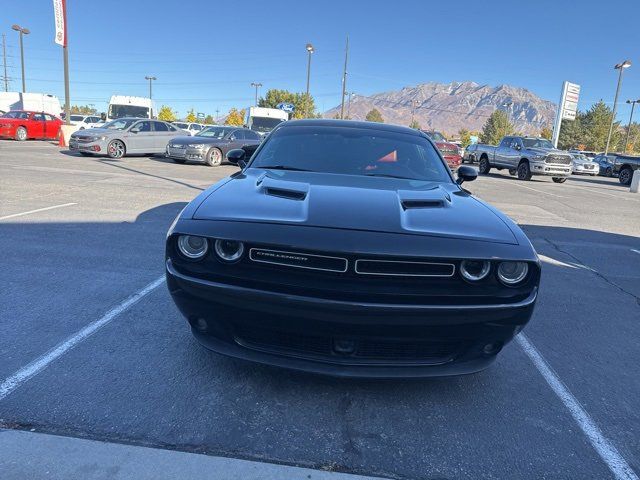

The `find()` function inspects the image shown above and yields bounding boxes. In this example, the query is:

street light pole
[624,99,640,153]
[251,82,262,106]
[339,35,349,119]
[2,34,8,92]
[605,60,631,155]
[145,76,156,118]
[305,43,314,117]
[11,24,30,93]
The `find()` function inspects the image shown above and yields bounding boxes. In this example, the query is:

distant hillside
[324,81,556,136]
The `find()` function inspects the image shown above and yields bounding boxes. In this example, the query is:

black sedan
[166,126,262,166]
[166,119,540,378]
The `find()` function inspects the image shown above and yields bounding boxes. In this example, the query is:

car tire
[517,161,532,181]
[15,126,27,141]
[508,169,516,176]
[172,158,187,164]
[618,167,633,186]
[552,177,567,183]
[107,140,125,159]
[205,147,223,167]
[478,157,491,174]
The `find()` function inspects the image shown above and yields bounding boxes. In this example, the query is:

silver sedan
[69,118,182,158]
[571,153,600,176]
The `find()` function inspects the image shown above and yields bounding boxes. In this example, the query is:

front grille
[72,136,96,143]
[545,155,572,165]
[234,325,466,364]
[355,259,454,277]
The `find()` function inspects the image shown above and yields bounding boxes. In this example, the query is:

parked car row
[68,117,262,167]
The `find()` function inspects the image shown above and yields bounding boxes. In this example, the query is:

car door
[225,129,245,152]
[494,137,512,167]
[30,113,46,139]
[127,120,154,153]
[505,137,524,169]
[44,114,61,138]
[151,121,177,151]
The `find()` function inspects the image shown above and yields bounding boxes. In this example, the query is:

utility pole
[605,60,631,155]
[346,92,355,119]
[215,108,220,122]
[411,99,418,126]
[339,35,349,119]
[63,36,70,125]
[145,75,156,118]
[251,82,262,106]
[2,34,8,92]
[624,99,640,153]
[305,43,314,117]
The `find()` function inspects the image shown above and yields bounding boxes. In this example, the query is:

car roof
[279,118,424,137]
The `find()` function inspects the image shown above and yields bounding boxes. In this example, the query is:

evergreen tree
[365,108,384,123]
[480,110,513,144]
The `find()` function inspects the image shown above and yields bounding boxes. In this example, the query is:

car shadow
[567,175,623,188]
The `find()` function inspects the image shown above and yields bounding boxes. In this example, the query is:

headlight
[460,260,491,281]
[497,262,529,285]
[532,154,545,160]
[177,235,208,259]
[214,239,244,262]
[187,143,206,149]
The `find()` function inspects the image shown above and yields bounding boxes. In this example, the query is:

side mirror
[456,165,477,185]
[226,148,246,168]
[228,135,236,141]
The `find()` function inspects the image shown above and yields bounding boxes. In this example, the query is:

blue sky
[4,0,640,120]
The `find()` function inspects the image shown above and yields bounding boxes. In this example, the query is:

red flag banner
[53,0,67,47]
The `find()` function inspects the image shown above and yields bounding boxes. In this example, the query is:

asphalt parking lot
[1,140,639,479]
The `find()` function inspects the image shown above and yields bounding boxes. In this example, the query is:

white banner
[53,0,66,47]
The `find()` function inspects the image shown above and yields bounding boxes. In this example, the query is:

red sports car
[0,110,62,141]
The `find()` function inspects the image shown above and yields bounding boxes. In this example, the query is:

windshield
[250,116,284,133]
[70,115,84,121]
[1,111,30,119]
[196,127,232,138]
[423,131,446,142]
[108,104,149,119]
[173,122,188,129]
[572,154,588,161]
[249,126,451,182]
[100,119,137,130]
[523,138,554,149]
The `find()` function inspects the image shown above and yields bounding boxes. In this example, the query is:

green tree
[157,105,176,122]
[185,109,197,123]
[616,122,640,153]
[557,112,585,150]
[480,110,513,145]
[581,101,620,151]
[540,126,553,140]
[204,115,215,125]
[459,128,471,147]
[70,105,97,115]
[409,119,421,129]
[365,108,384,123]
[258,89,317,119]
[225,108,245,126]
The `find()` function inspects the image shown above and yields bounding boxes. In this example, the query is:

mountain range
[323,81,557,136]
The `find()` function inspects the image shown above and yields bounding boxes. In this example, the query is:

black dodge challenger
[166,119,540,378]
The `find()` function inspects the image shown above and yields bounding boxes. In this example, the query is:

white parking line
[517,334,639,480]
[0,276,165,401]
[510,182,566,198]
[0,203,77,221]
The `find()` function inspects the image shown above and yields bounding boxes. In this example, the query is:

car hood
[169,136,225,146]
[527,147,570,156]
[192,169,518,244]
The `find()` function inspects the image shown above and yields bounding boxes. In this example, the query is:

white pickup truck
[474,136,573,183]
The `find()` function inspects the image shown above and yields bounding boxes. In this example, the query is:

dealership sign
[552,81,581,147]
[52,0,67,47]
[276,102,295,113]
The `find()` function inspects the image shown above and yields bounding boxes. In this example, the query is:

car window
[167,124,177,131]
[33,113,46,121]
[250,125,451,182]
[244,130,260,140]
[132,121,152,132]
[44,114,55,121]
[231,130,244,140]
[153,121,169,132]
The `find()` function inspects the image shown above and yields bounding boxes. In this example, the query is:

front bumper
[166,145,207,161]
[166,259,537,378]
[531,161,572,177]
[68,138,108,154]
[573,165,600,175]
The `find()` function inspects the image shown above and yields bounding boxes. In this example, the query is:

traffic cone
[58,127,66,147]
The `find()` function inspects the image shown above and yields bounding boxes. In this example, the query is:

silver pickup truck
[475,136,573,183]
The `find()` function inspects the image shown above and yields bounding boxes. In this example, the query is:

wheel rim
[518,164,527,178]
[621,170,630,183]
[210,149,221,164]
[17,128,26,140]
[109,141,124,158]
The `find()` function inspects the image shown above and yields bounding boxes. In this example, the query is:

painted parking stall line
[0,203,77,221]
[517,334,639,480]
[0,276,165,401]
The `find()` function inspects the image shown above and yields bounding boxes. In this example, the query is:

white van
[0,92,62,116]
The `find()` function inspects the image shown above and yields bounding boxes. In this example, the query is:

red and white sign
[561,82,580,121]
[52,0,67,47]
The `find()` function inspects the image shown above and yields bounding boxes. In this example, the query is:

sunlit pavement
[1,140,639,479]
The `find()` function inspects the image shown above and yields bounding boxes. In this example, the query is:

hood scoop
[259,175,309,201]
[398,187,451,210]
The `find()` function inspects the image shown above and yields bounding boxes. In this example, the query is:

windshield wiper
[364,172,415,180]
[258,165,312,172]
